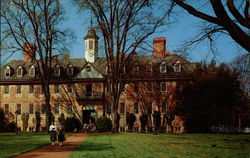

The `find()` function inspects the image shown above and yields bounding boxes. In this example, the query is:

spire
[90,10,93,28]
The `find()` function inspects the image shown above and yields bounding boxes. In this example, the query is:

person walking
[57,123,65,146]
[49,122,57,146]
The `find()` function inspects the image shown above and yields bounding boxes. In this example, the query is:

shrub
[140,114,148,133]
[21,113,29,132]
[64,117,82,132]
[96,116,112,132]
[126,113,136,131]
[0,108,5,132]
[35,111,41,132]
[8,121,16,132]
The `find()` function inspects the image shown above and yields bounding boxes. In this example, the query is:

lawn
[69,133,250,158]
[0,132,49,158]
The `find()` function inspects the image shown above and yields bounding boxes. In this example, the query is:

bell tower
[84,28,99,63]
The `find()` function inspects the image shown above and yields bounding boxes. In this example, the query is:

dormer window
[55,65,60,76]
[160,62,167,73]
[17,66,23,77]
[173,60,181,72]
[147,64,153,73]
[67,64,73,75]
[29,65,36,77]
[134,65,139,73]
[5,66,11,77]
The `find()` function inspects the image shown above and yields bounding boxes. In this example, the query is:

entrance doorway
[82,110,95,124]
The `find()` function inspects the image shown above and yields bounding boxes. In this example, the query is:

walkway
[15,133,88,158]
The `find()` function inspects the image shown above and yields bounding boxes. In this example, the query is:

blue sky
[1,1,248,65]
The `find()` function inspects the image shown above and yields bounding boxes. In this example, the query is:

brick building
[0,28,197,132]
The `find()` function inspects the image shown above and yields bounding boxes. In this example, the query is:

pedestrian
[49,122,57,146]
[57,123,65,146]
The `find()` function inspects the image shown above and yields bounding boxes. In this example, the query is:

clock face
[89,51,94,57]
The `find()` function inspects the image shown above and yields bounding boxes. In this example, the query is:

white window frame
[29,65,36,77]
[147,82,153,92]
[17,66,23,77]
[160,82,167,92]
[5,66,11,77]
[160,63,167,73]
[67,64,73,75]
[55,65,60,76]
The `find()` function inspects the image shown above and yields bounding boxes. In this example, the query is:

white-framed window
[134,65,139,73]
[29,85,34,93]
[4,85,9,94]
[106,66,110,74]
[16,104,21,114]
[106,103,111,114]
[67,64,73,75]
[120,66,125,74]
[160,82,167,92]
[120,103,125,114]
[147,64,153,72]
[17,66,23,77]
[54,65,60,76]
[29,65,36,77]
[160,62,167,73]
[29,104,34,114]
[5,66,11,77]
[5,104,9,114]
[16,85,21,94]
[173,60,181,72]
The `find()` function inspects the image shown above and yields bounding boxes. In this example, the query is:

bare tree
[1,0,71,130]
[74,0,174,132]
[173,0,250,53]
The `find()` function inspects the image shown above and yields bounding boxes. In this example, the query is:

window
[161,82,167,92]
[29,104,34,114]
[67,65,73,75]
[16,85,21,94]
[17,66,23,77]
[42,104,46,114]
[5,66,11,77]
[16,104,21,114]
[134,102,139,114]
[162,102,167,113]
[67,84,72,93]
[107,103,111,114]
[29,85,34,93]
[86,84,92,96]
[54,85,59,93]
[55,65,60,76]
[5,104,9,114]
[147,65,153,72]
[147,102,152,114]
[85,66,91,72]
[160,63,167,73]
[106,66,110,74]
[54,104,59,114]
[120,103,125,114]
[67,104,72,114]
[89,40,93,49]
[134,65,139,73]
[173,60,181,72]
[147,82,153,92]
[29,65,36,77]
[4,85,9,94]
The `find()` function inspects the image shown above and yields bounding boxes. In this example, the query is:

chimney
[64,54,69,59]
[153,37,169,57]
[52,55,58,59]
[23,43,36,63]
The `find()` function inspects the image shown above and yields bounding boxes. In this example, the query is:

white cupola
[84,28,99,63]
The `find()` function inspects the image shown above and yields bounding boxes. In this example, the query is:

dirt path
[15,133,88,158]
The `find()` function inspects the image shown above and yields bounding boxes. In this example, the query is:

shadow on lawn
[75,143,114,152]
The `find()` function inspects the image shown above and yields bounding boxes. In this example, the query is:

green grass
[70,133,250,158]
[0,132,49,158]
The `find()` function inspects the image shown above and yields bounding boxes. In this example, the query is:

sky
[1,1,248,65]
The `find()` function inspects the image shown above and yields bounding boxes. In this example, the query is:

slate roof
[0,54,197,83]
